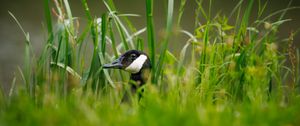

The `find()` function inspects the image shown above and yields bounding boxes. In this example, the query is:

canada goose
[103,50,151,102]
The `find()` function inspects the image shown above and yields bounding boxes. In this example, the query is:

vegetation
[1,0,300,125]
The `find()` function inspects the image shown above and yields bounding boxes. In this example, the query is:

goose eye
[130,54,137,61]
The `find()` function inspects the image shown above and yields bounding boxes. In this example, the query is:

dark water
[1,0,300,90]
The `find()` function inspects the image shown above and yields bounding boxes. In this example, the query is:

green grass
[1,0,300,125]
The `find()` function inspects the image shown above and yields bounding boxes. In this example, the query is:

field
[1,0,300,125]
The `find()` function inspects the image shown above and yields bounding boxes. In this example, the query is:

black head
[103,50,151,74]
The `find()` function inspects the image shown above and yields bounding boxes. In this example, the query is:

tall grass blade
[8,76,16,98]
[155,0,174,84]
[146,0,156,83]
[50,62,82,80]
[177,0,187,26]
[8,11,33,97]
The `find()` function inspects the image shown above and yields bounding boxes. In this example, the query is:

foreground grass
[1,0,300,125]
[1,87,300,126]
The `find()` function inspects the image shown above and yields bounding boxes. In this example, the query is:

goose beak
[103,57,123,69]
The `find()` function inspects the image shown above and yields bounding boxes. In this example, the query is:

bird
[103,50,151,102]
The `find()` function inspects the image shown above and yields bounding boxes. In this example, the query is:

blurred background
[1,0,300,90]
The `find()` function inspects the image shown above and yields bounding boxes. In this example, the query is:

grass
[1,0,300,125]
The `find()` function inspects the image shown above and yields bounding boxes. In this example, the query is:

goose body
[103,50,151,101]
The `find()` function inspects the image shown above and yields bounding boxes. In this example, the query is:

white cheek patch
[125,55,147,73]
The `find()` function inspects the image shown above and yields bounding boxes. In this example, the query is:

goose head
[103,50,151,74]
